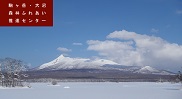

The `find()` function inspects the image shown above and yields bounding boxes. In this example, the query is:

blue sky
[0,0,182,71]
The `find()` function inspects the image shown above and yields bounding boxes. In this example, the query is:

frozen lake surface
[0,82,182,99]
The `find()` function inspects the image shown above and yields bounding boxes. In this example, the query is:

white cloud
[87,30,182,72]
[176,10,182,14]
[57,47,72,52]
[151,28,159,33]
[73,43,83,46]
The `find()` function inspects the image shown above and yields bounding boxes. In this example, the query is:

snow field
[0,82,181,99]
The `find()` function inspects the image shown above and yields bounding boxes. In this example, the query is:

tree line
[0,58,28,87]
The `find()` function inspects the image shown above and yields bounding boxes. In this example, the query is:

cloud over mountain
[73,43,83,46]
[87,30,182,72]
[176,10,182,14]
[57,47,72,52]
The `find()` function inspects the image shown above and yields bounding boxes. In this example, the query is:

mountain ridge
[37,55,173,75]
[38,54,119,70]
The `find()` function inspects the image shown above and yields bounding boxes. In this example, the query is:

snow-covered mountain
[38,55,119,70]
[134,66,172,75]
[38,55,173,75]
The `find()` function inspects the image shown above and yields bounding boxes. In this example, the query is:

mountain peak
[134,65,172,75]
[58,54,65,58]
[56,54,71,61]
[139,66,158,72]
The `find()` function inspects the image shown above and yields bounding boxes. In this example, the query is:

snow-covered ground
[0,82,181,99]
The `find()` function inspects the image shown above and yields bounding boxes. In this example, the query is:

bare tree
[178,71,182,82]
[0,58,28,87]
[0,63,2,86]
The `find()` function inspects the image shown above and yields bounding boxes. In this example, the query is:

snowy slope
[38,55,173,75]
[38,55,119,70]
[134,66,172,75]
[137,66,159,73]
